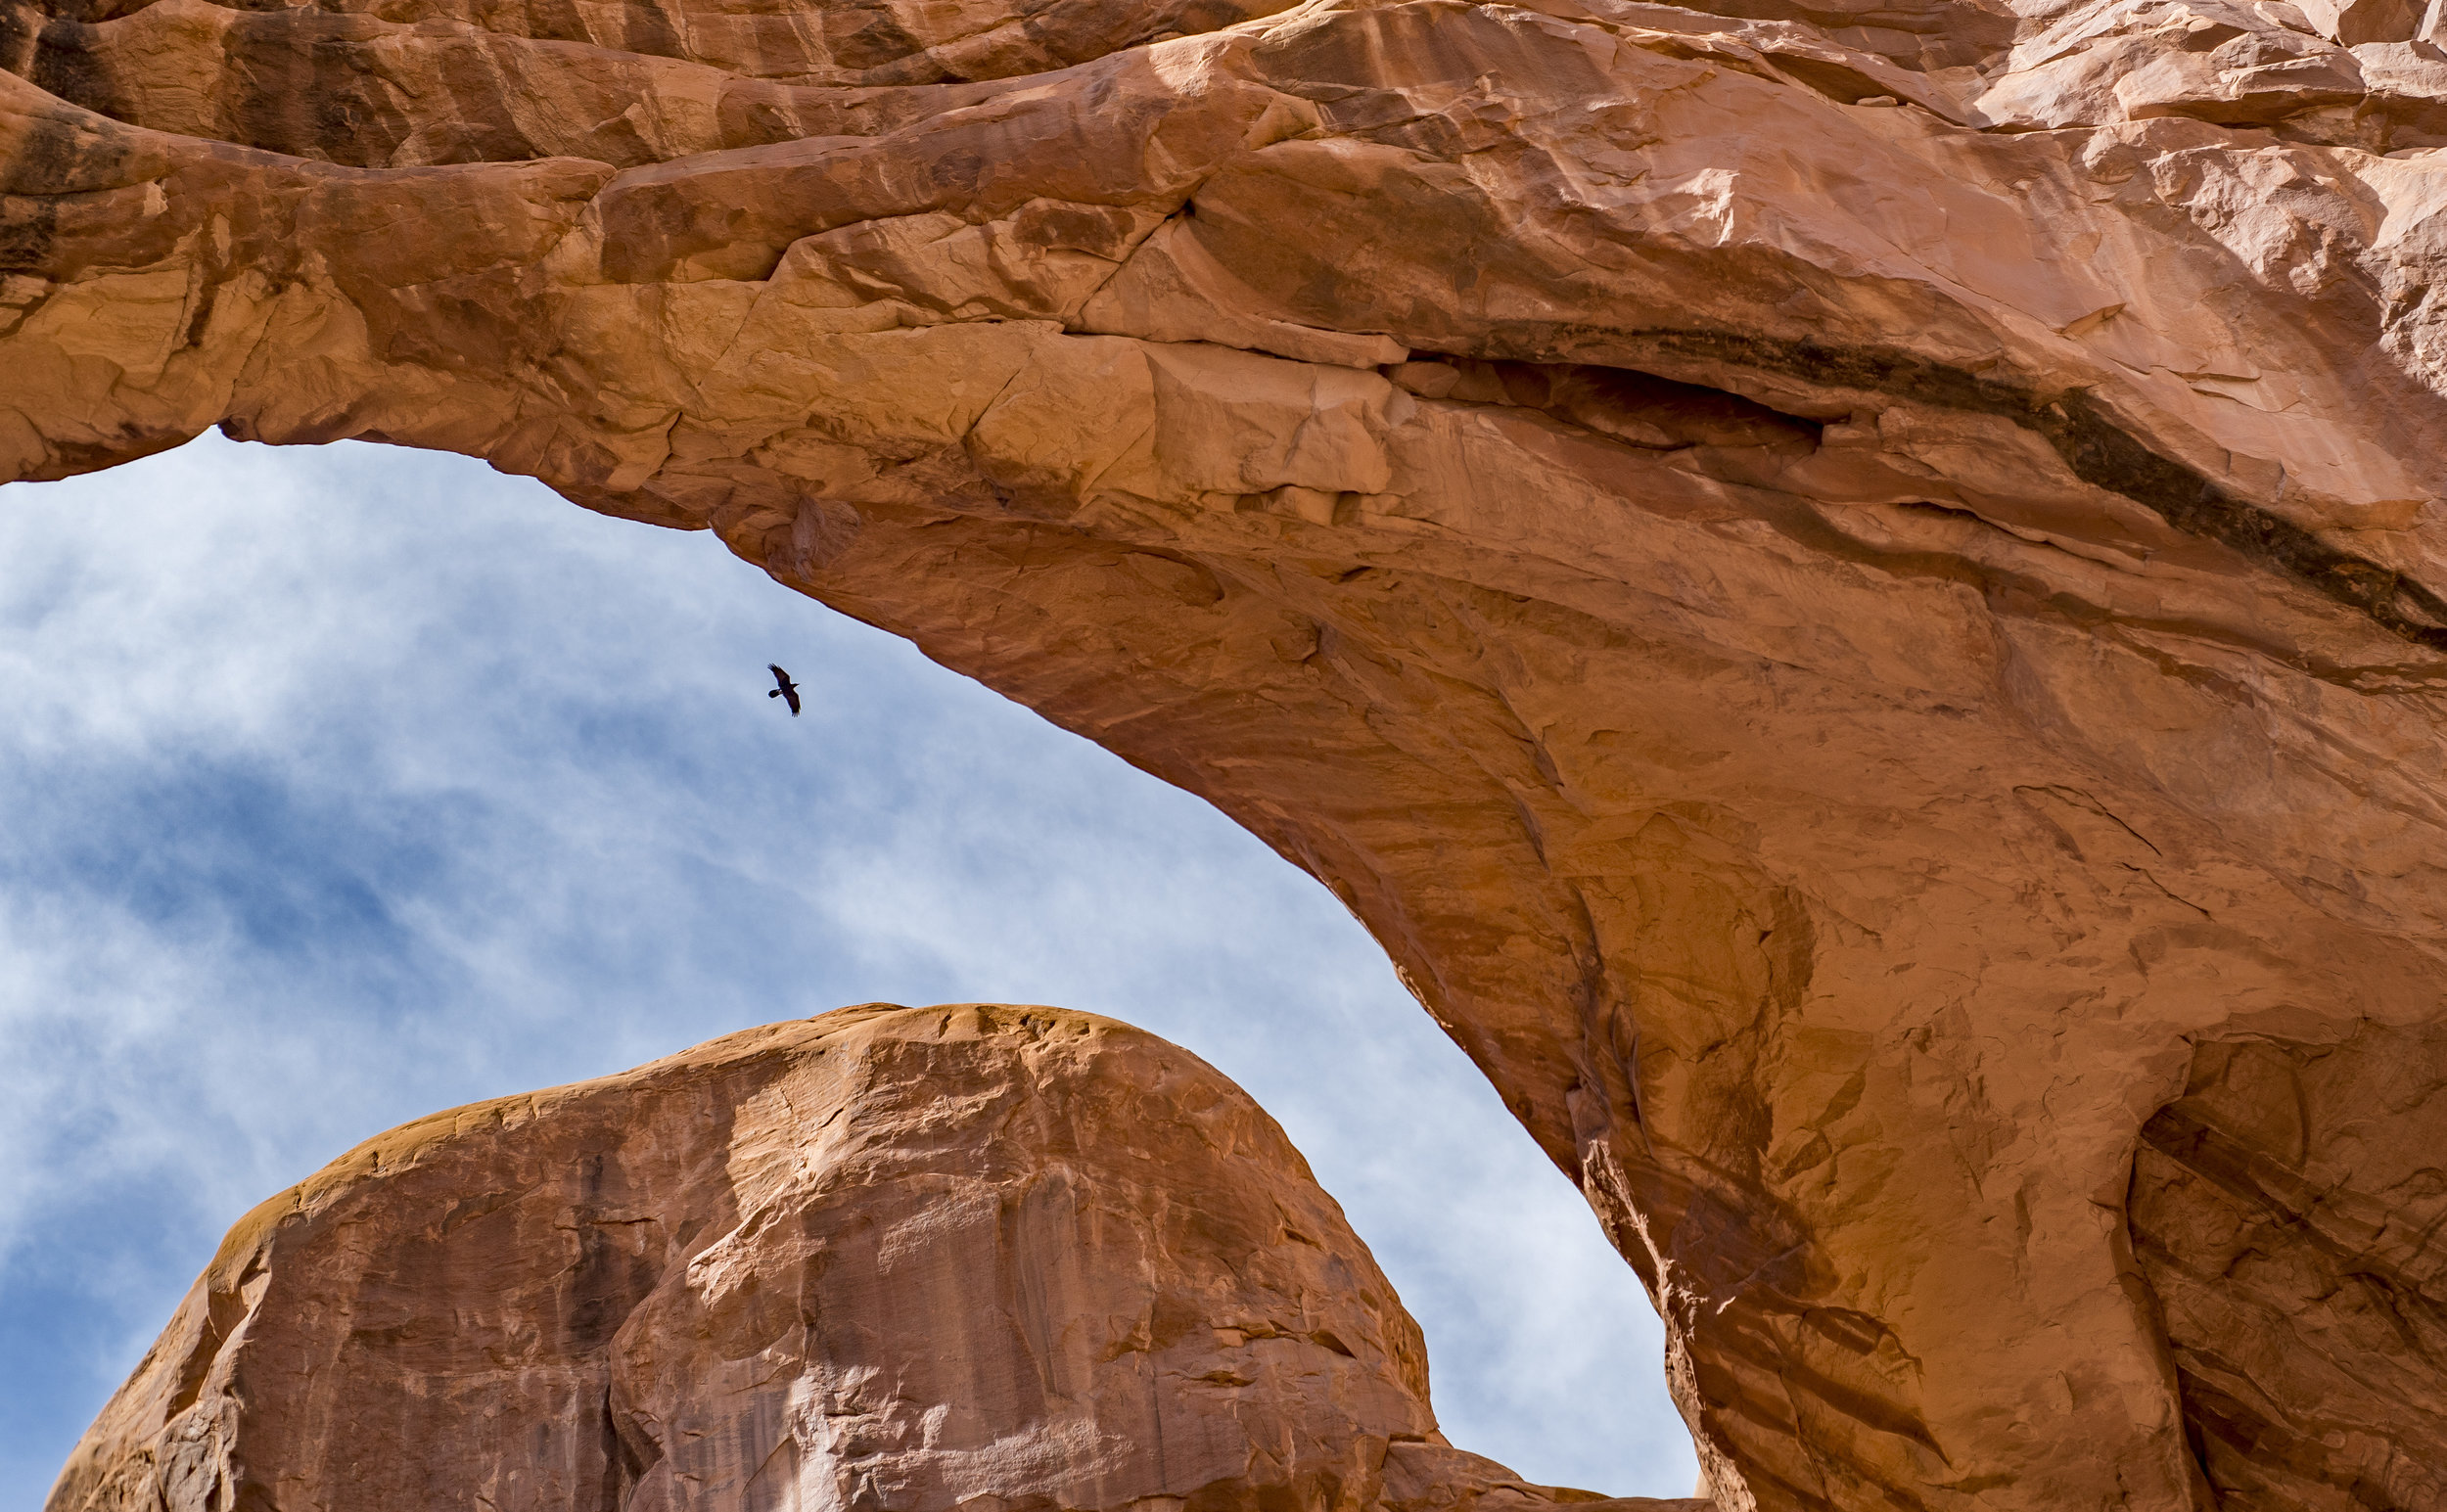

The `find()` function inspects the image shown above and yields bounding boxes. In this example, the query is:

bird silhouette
[767,664,802,716]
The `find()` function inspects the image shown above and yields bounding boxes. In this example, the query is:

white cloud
[0,435,1697,1504]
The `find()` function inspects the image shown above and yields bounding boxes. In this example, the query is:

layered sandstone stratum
[7,0,2447,1497]
[52,1005,1692,1512]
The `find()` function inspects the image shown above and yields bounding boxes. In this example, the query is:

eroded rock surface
[8,0,2447,1502]
[49,1004,1686,1512]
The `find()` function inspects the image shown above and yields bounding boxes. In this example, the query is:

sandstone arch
[8,0,2447,1501]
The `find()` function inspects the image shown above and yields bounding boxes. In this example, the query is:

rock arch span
[7,0,2447,1501]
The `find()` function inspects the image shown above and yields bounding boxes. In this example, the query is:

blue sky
[0,435,1697,1504]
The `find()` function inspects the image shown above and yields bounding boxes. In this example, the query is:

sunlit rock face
[8,0,2447,1500]
[49,1004,1684,1512]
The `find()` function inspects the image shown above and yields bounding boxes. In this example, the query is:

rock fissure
[1545,327,2447,649]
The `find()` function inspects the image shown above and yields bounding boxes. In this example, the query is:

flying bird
[767,664,802,716]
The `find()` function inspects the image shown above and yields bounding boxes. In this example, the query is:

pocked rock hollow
[55,1004,1700,1512]
[5,0,2447,1491]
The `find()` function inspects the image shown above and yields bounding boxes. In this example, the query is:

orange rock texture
[51,1005,1696,1512]
[7,0,2447,1503]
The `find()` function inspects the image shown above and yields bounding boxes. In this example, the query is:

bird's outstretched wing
[768,664,802,714]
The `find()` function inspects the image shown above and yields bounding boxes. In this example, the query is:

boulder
[49,1004,1691,1512]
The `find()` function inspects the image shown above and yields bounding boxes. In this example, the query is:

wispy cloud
[0,435,1697,1504]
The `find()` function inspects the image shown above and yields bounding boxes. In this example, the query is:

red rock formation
[8,0,2447,1503]
[51,1005,1692,1512]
